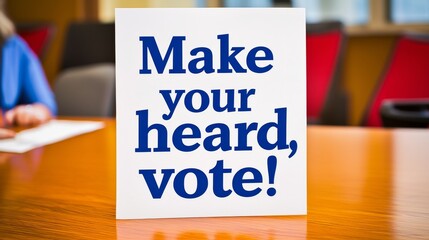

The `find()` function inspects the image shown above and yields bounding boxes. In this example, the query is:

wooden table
[1,120,428,239]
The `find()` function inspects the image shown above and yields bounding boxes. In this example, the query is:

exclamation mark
[267,155,277,196]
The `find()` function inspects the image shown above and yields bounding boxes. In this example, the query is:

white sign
[116,8,306,219]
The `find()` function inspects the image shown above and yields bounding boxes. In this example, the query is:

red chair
[17,23,55,60]
[363,34,429,127]
[307,21,348,125]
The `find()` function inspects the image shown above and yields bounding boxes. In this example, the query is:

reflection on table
[0,120,428,239]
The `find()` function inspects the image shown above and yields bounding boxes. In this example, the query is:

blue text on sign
[139,34,274,74]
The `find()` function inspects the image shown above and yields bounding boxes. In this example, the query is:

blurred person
[0,0,56,139]
[0,127,14,138]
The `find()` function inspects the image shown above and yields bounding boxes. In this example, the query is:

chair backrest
[54,63,115,117]
[54,22,115,117]
[17,23,55,60]
[363,34,429,127]
[306,21,347,125]
[60,22,115,70]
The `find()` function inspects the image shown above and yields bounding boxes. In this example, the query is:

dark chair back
[306,21,348,125]
[54,22,116,117]
[60,22,115,70]
[363,34,429,127]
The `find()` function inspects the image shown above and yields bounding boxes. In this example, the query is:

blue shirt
[0,35,57,115]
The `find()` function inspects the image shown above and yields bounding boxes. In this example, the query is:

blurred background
[6,0,429,127]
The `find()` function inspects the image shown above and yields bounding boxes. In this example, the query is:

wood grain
[1,122,428,239]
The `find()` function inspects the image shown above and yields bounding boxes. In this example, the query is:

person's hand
[0,128,15,139]
[4,103,52,127]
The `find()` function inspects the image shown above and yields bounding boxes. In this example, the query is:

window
[223,0,273,7]
[291,0,369,25]
[390,0,429,24]
[197,0,429,34]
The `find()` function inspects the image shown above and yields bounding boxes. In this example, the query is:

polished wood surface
[1,121,428,239]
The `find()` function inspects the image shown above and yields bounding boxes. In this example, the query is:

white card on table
[116,8,306,219]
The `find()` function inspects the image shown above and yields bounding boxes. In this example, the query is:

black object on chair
[380,99,429,128]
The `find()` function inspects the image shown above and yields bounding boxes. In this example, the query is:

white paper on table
[0,120,105,153]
